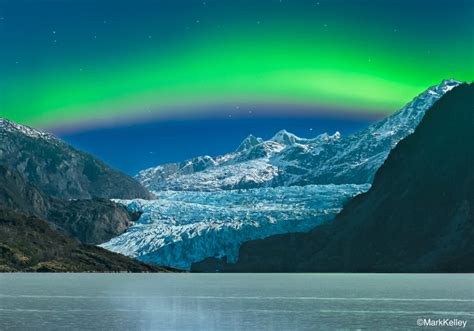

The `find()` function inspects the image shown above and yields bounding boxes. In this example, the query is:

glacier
[101,79,461,269]
[100,184,370,269]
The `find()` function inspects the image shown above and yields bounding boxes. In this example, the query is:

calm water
[0,274,472,330]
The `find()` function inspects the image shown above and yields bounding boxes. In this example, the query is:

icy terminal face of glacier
[136,79,460,192]
[100,184,370,269]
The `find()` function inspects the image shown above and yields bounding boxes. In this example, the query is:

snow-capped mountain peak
[270,129,299,145]
[314,131,342,143]
[0,117,54,141]
[438,79,461,93]
[236,134,264,152]
[370,79,462,139]
[136,80,462,192]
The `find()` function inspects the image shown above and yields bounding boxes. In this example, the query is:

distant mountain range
[137,79,460,192]
[192,83,474,273]
[102,80,465,270]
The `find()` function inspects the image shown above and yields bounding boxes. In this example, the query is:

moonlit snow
[136,80,460,191]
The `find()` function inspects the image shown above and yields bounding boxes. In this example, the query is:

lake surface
[0,274,472,330]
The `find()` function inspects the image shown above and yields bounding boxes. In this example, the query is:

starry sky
[1,0,473,174]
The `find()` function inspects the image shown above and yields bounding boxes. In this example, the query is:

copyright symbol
[417,319,423,326]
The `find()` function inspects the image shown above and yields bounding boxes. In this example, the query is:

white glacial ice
[101,184,370,269]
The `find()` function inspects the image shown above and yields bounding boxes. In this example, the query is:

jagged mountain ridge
[191,83,474,273]
[0,118,153,200]
[137,79,460,191]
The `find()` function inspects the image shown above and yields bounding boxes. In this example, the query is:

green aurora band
[1,1,473,129]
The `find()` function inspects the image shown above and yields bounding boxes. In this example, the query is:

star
[52,30,56,34]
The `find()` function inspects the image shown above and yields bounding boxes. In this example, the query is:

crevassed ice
[100,184,370,269]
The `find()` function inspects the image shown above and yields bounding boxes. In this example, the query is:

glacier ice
[100,184,370,269]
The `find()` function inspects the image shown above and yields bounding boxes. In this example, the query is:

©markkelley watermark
[417,318,468,328]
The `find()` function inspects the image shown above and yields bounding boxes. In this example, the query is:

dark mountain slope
[192,83,474,273]
[0,119,173,271]
[0,208,177,272]
[0,165,138,245]
[0,118,153,200]
[0,165,49,217]
[46,199,141,245]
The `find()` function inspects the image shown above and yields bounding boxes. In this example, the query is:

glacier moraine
[101,184,369,269]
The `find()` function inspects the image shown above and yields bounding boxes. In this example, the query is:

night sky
[1,0,473,174]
